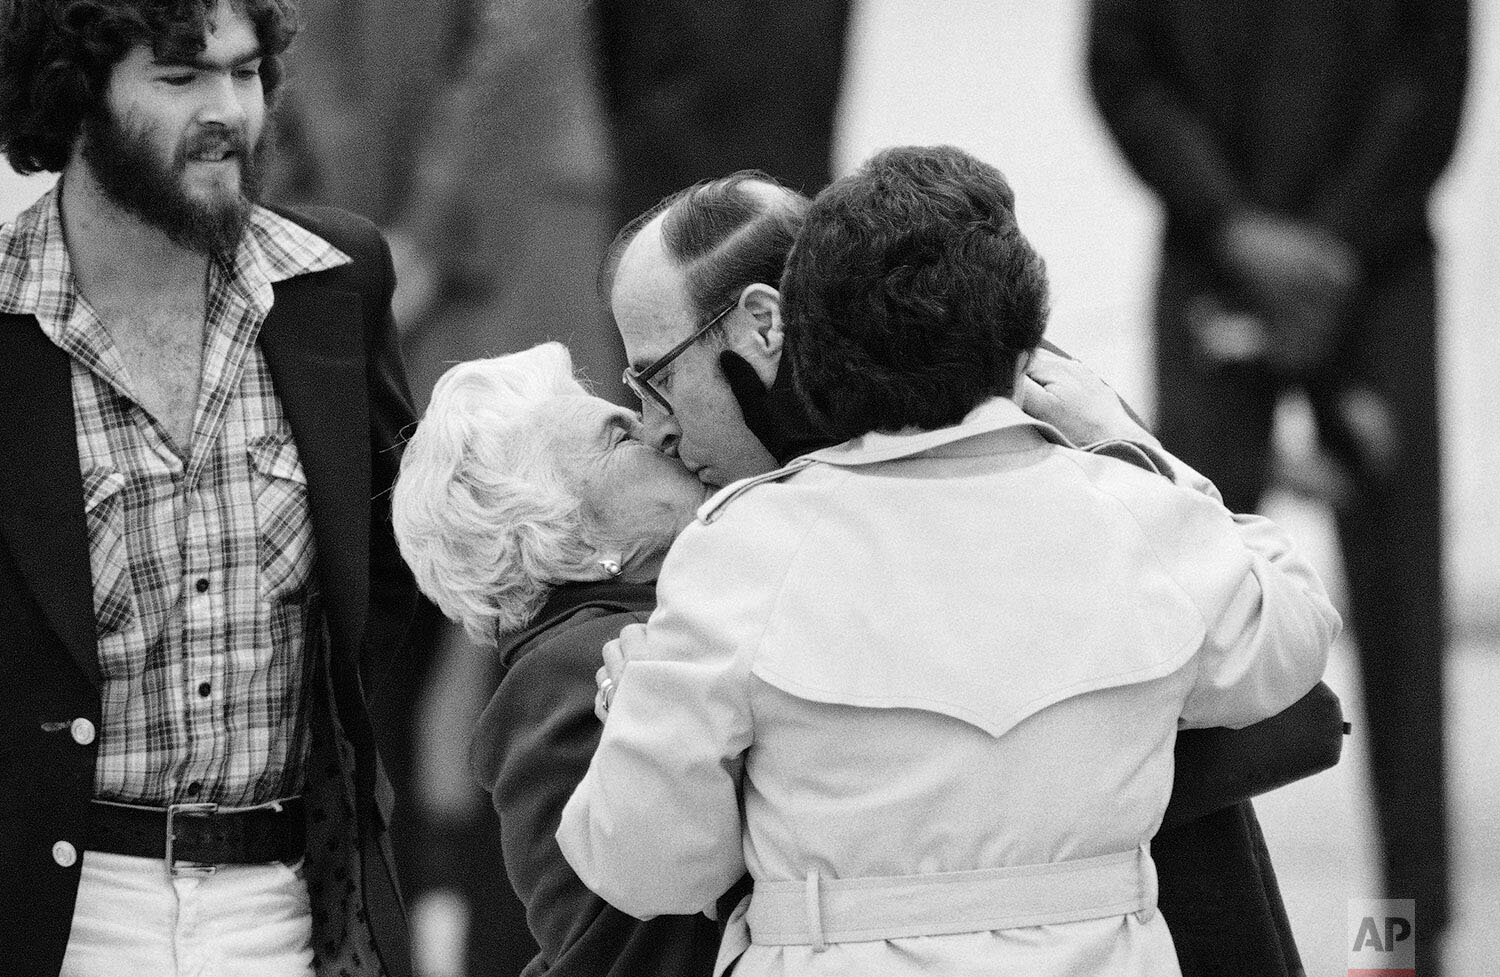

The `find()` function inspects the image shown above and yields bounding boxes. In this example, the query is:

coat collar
[0,184,350,328]
[803,397,1073,468]
[697,398,1076,526]
[496,581,658,676]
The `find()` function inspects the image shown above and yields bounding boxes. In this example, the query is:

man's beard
[80,110,266,257]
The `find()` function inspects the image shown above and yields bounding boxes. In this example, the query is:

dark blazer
[470,582,723,977]
[0,205,419,977]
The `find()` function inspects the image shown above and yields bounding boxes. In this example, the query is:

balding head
[607,172,809,487]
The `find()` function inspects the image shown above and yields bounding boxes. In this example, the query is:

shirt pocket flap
[81,466,133,638]
[82,466,127,513]
[247,436,308,487]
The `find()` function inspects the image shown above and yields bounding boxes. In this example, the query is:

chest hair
[100,297,207,451]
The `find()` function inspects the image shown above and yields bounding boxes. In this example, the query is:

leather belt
[89,797,305,875]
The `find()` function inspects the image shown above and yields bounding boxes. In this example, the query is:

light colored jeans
[60,851,315,977]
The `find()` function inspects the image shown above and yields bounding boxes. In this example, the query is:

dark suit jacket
[0,205,419,977]
[595,0,851,220]
[1087,0,1469,267]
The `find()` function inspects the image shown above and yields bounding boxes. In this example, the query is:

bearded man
[0,2,420,975]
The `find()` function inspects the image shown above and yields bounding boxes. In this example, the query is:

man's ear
[728,283,785,387]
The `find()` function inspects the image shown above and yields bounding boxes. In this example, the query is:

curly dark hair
[0,0,299,174]
[601,170,809,331]
[782,145,1050,440]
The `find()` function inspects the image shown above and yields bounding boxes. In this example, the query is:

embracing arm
[1158,462,1340,730]
[470,613,721,972]
[1025,351,1344,802]
[1163,682,1345,830]
[1031,355,1338,724]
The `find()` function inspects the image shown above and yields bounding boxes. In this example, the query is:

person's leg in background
[1152,258,1281,515]
[368,598,444,905]
[1149,256,1308,977]
[368,601,536,977]
[1312,248,1449,975]
[403,618,537,977]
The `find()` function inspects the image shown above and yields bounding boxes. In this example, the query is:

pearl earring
[599,559,623,578]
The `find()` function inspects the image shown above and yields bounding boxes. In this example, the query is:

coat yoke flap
[743,450,1212,739]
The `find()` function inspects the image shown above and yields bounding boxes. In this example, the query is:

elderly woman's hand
[594,625,642,722]
[1020,350,1156,448]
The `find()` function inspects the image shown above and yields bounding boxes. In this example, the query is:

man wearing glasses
[602,168,1348,977]
[606,173,806,488]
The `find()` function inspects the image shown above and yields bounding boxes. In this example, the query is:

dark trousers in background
[371,601,537,977]
[1154,244,1450,960]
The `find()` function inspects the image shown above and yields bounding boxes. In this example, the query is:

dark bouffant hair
[781,145,1049,440]
[602,170,809,325]
[0,0,299,174]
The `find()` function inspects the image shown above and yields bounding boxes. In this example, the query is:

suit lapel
[0,270,374,680]
[258,277,371,658]
[0,314,103,685]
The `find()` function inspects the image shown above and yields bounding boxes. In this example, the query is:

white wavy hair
[393,342,597,645]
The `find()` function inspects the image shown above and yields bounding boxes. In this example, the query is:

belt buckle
[165,801,219,878]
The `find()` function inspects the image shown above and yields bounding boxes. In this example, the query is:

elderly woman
[555,146,1341,977]
[392,342,722,977]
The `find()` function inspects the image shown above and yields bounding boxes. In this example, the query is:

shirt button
[197,682,212,698]
[52,841,77,868]
[195,578,210,594]
[70,718,96,746]
[186,780,203,797]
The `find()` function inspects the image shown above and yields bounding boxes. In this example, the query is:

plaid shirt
[0,184,351,807]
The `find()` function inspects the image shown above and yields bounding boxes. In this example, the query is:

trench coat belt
[746,842,1157,949]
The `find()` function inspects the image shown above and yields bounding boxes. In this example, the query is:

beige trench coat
[559,397,1339,977]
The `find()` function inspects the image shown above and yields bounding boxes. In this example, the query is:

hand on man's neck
[59,157,212,307]
[718,350,838,464]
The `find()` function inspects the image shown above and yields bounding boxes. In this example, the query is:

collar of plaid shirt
[0,183,356,806]
[0,182,351,318]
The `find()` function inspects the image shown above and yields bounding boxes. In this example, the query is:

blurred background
[5,1,1494,975]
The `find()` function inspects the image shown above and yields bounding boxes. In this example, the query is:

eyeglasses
[621,301,736,416]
